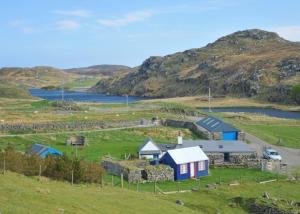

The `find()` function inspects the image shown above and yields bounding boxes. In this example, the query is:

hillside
[0,82,33,99]
[0,66,78,88]
[0,172,194,214]
[91,29,300,104]
[65,64,132,77]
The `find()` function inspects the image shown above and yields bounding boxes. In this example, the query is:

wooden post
[71,170,74,186]
[154,181,157,194]
[136,181,139,192]
[121,173,124,189]
[111,175,114,187]
[101,175,104,188]
[3,156,5,175]
[39,164,42,181]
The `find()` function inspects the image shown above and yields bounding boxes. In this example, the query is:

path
[0,124,155,138]
[245,133,300,170]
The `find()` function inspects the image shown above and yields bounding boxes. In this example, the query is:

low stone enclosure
[66,136,87,146]
[208,153,261,168]
[162,119,245,141]
[101,157,174,183]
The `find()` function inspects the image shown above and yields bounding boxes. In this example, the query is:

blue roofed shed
[196,116,241,140]
[30,144,63,158]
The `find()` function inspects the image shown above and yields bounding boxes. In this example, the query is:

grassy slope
[0,127,197,161]
[218,113,300,149]
[0,83,33,99]
[0,172,194,214]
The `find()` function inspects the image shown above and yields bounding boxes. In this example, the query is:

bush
[0,146,105,184]
[291,84,300,104]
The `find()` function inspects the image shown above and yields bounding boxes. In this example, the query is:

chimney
[177,131,183,145]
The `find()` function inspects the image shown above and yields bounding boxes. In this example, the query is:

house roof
[196,116,239,132]
[166,146,208,164]
[179,140,255,153]
[30,144,63,158]
[139,138,161,155]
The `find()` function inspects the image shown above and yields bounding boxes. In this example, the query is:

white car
[263,148,282,161]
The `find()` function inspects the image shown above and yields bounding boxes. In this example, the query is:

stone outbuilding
[196,116,245,140]
[66,136,87,146]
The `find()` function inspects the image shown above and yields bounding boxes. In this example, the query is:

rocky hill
[91,29,300,104]
[0,66,78,88]
[64,64,132,77]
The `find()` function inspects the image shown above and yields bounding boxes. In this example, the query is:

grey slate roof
[196,116,239,132]
[179,140,255,153]
[156,140,255,153]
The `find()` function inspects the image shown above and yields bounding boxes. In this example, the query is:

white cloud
[9,20,33,33]
[56,20,80,30]
[270,26,300,42]
[53,10,91,17]
[97,11,153,27]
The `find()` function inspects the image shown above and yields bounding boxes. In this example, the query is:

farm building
[138,138,162,159]
[29,144,63,158]
[196,116,244,140]
[160,146,209,180]
[138,136,258,168]
[66,136,87,146]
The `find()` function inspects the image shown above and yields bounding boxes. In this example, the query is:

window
[180,164,188,174]
[198,161,206,171]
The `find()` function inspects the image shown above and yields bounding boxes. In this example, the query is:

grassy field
[217,113,300,149]
[0,170,298,214]
[62,77,101,90]
[144,96,300,112]
[0,127,197,161]
[0,172,195,214]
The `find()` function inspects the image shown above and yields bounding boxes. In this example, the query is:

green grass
[104,168,283,193]
[215,113,300,149]
[63,78,100,89]
[0,172,195,214]
[0,127,198,161]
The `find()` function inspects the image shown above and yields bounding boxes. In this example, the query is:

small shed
[66,136,87,146]
[196,116,241,140]
[160,146,209,180]
[138,138,162,159]
[29,144,63,158]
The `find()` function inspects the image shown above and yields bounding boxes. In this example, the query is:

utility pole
[61,79,65,102]
[208,87,212,113]
[125,94,129,111]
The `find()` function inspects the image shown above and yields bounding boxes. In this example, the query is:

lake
[201,107,300,120]
[29,89,149,103]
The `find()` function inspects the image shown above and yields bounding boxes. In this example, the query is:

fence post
[3,156,5,175]
[136,180,139,192]
[154,181,157,194]
[101,175,104,188]
[39,164,42,181]
[111,175,114,187]
[121,173,124,189]
[71,170,74,186]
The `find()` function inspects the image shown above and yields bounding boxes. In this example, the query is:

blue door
[222,132,237,140]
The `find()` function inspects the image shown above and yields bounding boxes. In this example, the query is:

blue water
[202,107,300,120]
[29,89,149,103]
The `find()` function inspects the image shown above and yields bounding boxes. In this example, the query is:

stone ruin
[66,136,87,146]
[101,157,174,183]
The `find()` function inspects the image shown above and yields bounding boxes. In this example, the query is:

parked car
[263,148,282,161]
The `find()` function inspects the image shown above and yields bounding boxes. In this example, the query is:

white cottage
[138,138,162,159]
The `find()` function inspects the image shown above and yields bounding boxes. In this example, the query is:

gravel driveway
[245,133,300,171]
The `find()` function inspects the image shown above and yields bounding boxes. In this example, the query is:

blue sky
[1,0,300,68]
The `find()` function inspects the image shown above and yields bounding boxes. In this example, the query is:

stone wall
[101,159,142,183]
[162,119,210,139]
[208,152,260,168]
[101,158,174,183]
[237,132,246,141]
[142,165,174,182]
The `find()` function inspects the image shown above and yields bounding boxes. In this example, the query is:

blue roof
[30,144,63,158]
[196,116,239,132]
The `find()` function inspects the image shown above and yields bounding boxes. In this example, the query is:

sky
[0,0,300,68]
